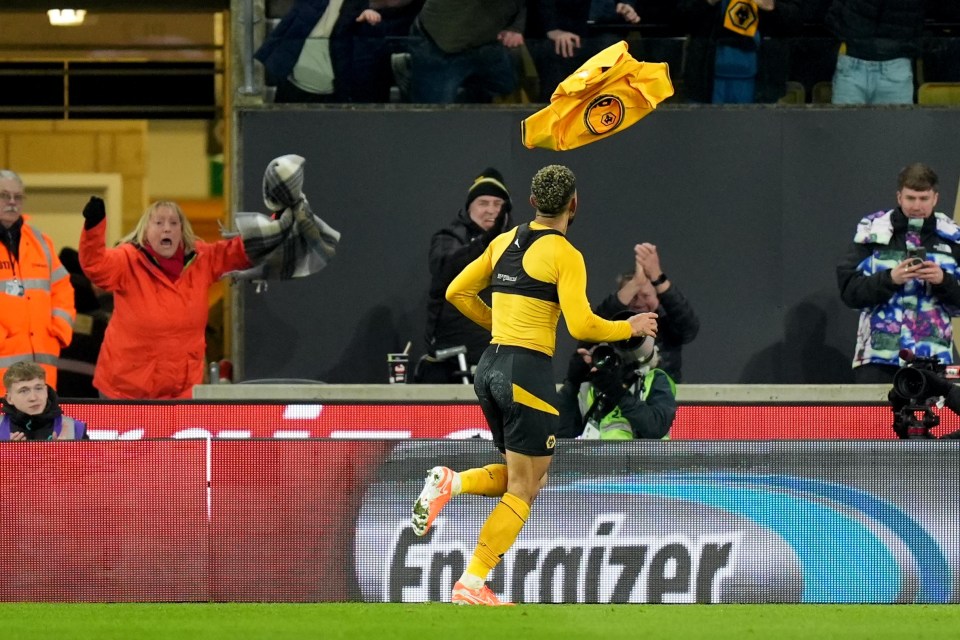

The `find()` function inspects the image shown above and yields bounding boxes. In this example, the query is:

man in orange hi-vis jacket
[0,170,75,396]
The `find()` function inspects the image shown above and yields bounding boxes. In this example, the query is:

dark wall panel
[238,106,960,384]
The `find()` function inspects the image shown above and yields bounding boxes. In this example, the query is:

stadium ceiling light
[47,9,87,26]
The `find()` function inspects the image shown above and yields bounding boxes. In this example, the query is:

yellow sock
[464,492,530,581]
[459,464,508,497]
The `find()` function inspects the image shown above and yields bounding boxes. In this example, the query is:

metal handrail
[239,0,259,95]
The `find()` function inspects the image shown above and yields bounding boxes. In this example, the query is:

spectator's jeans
[831,54,914,105]
[409,23,517,103]
[712,77,756,104]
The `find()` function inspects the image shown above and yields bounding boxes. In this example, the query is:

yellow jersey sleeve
[551,238,633,344]
[445,233,508,331]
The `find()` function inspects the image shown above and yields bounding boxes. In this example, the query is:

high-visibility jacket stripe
[21,278,51,291]
[52,308,74,326]
[0,216,75,395]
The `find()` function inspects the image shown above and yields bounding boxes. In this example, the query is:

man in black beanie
[417,168,513,383]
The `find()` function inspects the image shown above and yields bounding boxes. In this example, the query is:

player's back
[488,223,575,356]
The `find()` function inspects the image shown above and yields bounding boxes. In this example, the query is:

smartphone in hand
[906,247,927,266]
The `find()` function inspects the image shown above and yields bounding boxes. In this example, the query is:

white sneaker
[411,466,455,536]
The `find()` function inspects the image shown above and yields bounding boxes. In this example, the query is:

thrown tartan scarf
[226,154,341,283]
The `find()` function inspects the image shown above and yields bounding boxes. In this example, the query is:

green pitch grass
[1,603,958,640]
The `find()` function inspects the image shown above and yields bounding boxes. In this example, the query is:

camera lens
[893,367,928,399]
[592,344,620,371]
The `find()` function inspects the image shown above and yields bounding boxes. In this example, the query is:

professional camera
[591,310,656,375]
[588,336,656,402]
[889,351,960,439]
[580,340,642,428]
[892,355,953,401]
[591,342,630,373]
[590,332,656,383]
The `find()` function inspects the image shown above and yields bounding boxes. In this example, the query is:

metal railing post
[238,0,259,95]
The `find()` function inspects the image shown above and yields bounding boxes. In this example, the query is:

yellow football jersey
[521,41,674,151]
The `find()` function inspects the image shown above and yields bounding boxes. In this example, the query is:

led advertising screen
[2,440,957,603]
[58,402,950,440]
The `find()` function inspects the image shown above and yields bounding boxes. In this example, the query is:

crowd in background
[255,0,960,105]
[2,2,960,410]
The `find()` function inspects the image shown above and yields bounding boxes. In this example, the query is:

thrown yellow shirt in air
[521,40,674,151]
[446,222,632,357]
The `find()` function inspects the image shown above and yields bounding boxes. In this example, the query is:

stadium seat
[917,82,960,105]
[812,81,833,104]
[779,81,806,104]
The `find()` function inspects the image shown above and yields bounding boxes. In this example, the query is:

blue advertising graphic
[354,441,959,603]
[566,472,950,603]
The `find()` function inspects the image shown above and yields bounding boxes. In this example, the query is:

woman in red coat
[79,197,251,399]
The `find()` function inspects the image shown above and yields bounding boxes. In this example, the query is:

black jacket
[826,0,926,60]
[526,0,592,38]
[0,216,23,262]
[255,0,371,96]
[424,210,497,364]
[0,386,86,440]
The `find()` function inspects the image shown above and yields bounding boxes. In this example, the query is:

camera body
[590,342,640,382]
[889,354,960,439]
[591,309,657,377]
[892,355,947,401]
[591,343,628,374]
[580,341,644,437]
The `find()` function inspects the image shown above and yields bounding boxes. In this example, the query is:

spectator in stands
[525,0,640,103]
[921,3,960,83]
[416,168,514,383]
[569,243,699,383]
[255,0,395,103]
[1,361,87,441]
[0,169,75,397]
[349,0,424,102]
[826,0,925,104]
[408,0,525,103]
[786,0,836,99]
[56,247,110,398]
[678,0,802,104]
[79,198,252,399]
[628,0,684,72]
[558,318,677,439]
[837,163,960,383]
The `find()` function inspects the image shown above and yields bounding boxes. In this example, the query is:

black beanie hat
[465,167,511,212]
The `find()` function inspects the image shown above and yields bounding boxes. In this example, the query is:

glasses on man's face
[0,191,25,205]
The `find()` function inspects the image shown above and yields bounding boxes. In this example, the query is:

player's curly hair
[531,165,576,216]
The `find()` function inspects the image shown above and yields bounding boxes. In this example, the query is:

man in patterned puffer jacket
[837,162,960,383]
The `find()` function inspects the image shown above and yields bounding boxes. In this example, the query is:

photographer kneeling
[558,325,677,440]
